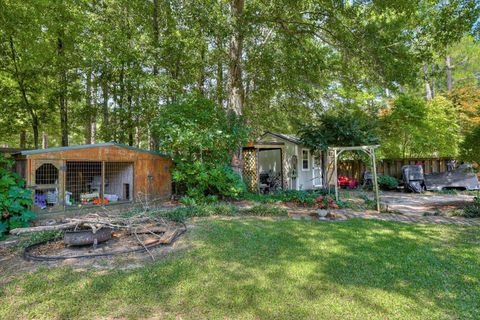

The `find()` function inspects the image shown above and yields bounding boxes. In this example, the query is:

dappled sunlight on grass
[1,218,479,319]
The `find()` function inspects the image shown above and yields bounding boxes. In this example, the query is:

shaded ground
[1,218,479,319]
[0,230,190,286]
[380,191,475,215]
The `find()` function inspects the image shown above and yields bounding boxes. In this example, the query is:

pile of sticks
[10,212,184,261]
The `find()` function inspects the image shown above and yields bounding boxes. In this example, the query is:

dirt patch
[0,232,191,287]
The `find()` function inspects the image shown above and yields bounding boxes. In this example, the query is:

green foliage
[240,204,288,217]
[462,197,480,218]
[173,162,246,201]
[153,95,249,164]
[300,107,380,151]
[153,95,249,201]
[359,194,378,211]
[17,230,63,249]
[460,125,480,163]
[377,176,399,190]
[2,0,478,150]
[0,155,35,235]
[381,94,460,158]
[151,203,286,222]
[240,189,347,209]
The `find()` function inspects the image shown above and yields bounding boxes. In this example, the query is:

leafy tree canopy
[380,94,460,158]
[299,106,380,151]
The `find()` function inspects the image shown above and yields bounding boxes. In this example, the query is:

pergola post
[328,145,381,212]
[334,149,338,201]
[371,148,380,212]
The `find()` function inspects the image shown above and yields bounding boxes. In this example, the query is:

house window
[302,149,309,170]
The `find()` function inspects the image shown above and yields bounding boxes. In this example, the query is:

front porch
[242,142,288,193]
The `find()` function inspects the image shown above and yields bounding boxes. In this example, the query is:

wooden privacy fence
[337,158,452,181]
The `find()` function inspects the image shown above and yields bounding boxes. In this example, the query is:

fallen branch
[133,228,155,261]
[159,228,180,244]
[10,222,79,235]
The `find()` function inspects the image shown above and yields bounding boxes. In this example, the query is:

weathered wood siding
[337,158,453,180]
[26,145,172,202]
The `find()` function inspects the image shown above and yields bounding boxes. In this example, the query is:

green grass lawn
[1,218,479,319]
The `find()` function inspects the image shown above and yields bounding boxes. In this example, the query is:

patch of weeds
[359,194,377,210]
[15,230,64,250]
[423,209,442,217]
[150,203,287,222]
[447,209,465,217]
[240,189,345,208]
[239,193,278,203]
[239,204,288,217]
[461,197,480,218]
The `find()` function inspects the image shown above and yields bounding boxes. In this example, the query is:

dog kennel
[14,143,172,214]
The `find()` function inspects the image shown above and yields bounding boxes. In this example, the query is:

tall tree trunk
[42,131,48,149]
[19,130,26,149]
[9,36,39,148]
[446,55,453,93]
[135,126,140,148]
[227,0,245,116]
[152,0,160,76]
[431,64,436,99]
[85,71,92,144]
[227,0,245,177]
[91,77,98,144]
[58,33,69,146]
[148,126,153,151]
[101,72,110,141]
[422,63,432,101]
[128,94,133,146]
[198,42,206,93]
[216,36,224,106]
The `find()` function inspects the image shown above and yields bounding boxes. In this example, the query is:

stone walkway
[380,192,475,216]
[288,208,480,226]
[339,210,480,226]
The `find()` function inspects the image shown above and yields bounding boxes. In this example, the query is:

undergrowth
[147,203,288,222]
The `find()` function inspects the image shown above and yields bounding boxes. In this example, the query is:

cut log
[127,225,167,235]
[158,228,179,244]
[10,222,78,235]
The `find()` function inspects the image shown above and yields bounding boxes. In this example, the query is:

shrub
[153,94,250,202]
[151,203,287,222]
[174,162,246,201]
[240,204,288,217]
[240,189,346,208]
[377,175,398,190]
[0,155,35,235]
[462,197,480,218]
[314,195,342,210]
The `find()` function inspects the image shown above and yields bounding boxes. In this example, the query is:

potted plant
[315,196,339,218]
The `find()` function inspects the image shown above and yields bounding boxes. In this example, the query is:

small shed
[14,143,172,214]
[242,132,324,192]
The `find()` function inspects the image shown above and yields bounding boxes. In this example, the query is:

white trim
[301,149,310,171]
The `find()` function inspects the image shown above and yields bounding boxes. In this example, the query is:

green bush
[153,94,250,202]
[377,175,398,190]
[462,197,480,218]
[0,155,35,235]
[240,204,288,217]
[240,189,343,208]
[151,203,287,222]
[174,162,246,201]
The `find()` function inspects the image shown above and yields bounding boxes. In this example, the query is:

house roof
[18,142,170,158]
[262,132,302,144]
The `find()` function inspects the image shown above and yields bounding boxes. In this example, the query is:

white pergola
[328,145,381,212]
